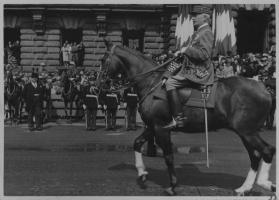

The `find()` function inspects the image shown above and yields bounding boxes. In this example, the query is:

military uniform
[82,83,99,130]
[42,78,53,122]
[164,5,214,128]
[101,85,120,130]
[23,72,44,131]
[123,87,138,130]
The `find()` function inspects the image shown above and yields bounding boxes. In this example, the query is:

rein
[130,56,178,81]
[105,45,178,105]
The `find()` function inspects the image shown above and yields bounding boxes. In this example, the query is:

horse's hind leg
[134,126,153,188]
[236,134,275,194]
[253,136,276,192]
[235,135,262,194]
[154,126,177,195]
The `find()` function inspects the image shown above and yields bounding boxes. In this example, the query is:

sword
[202,87,209,168]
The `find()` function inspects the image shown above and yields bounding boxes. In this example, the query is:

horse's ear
[104,37,113,51]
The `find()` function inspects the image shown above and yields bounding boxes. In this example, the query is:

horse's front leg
[64,100,68,119]
[134,126,154,189]
[19,101,23,123]
[14,104,19,125]
[154,125,177,195]
[69,100,73,123]
[8,104,13,125]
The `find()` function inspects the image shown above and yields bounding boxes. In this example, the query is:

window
[61,28,82,45]
[236,10,269,55]
[122,29,144,52]
[4,28,20,65]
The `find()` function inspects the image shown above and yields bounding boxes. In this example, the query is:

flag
[175,5,194,49]
[213,5,237,56]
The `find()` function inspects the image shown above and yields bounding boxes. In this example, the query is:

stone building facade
[4,4,276,72]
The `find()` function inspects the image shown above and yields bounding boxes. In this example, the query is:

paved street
[4,121,276,196]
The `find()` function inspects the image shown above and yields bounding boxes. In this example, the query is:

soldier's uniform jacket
[23,81,44,111]
[168,24,214,85]
[82,85,99,109]
[103,88,121,110]
[123,87,138,108]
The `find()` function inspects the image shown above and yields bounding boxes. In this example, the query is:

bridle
[102,45,180,104]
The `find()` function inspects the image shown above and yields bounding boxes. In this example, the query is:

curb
[6,143,206,155]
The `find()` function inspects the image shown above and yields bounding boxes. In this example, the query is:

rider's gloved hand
[174,50,181,57]
[98,104,102,109]
[82,104,86,110]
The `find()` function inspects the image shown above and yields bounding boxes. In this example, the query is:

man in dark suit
[82,80,100,131]
[123,87,138,130]
[164,5,214,128]
[23,70,44,131]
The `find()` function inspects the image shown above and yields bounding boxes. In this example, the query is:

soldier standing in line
[82,80,100,131]
[22,70,44,131]
[102,80,121,131]
[123,86,138,131]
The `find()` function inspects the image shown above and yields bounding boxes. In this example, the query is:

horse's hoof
[164,187,176,196]
[136,175,148,189]
[234,190,252,196]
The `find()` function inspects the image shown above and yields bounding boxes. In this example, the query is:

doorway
[236,10,269,55]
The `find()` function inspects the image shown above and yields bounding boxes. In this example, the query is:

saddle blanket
[153,82,217,108]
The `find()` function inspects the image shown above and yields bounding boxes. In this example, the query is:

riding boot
[164,89,185,128]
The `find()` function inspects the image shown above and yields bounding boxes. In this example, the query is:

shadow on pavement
[108,162,245,190]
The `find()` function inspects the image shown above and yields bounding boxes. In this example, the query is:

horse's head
[102,39,125,80]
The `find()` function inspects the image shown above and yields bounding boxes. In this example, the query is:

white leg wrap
[235,168,257,193]
[257,160,273,191]
[135,151,148,176]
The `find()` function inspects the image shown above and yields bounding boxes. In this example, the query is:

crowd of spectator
[212,51,276,81]
[4,40,21,67]
[5,48,276,96]
[60,41,85,67]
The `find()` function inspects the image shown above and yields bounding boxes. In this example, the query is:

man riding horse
[164,5,214,128]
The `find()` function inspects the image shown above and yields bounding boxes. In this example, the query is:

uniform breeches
[106,109,117,128]
[165,74,190,91]
[127,106,137,128]
[86,109,97,129]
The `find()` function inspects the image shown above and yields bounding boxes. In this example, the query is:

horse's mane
[121,46,157,66]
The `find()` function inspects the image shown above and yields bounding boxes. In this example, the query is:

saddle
[153,81,218,108]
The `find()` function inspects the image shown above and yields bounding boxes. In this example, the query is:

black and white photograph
[2,1,277,198]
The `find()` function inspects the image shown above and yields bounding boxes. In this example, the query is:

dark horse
[61,72,78,122]
[102,41,276,196]
[4,72,22,125]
